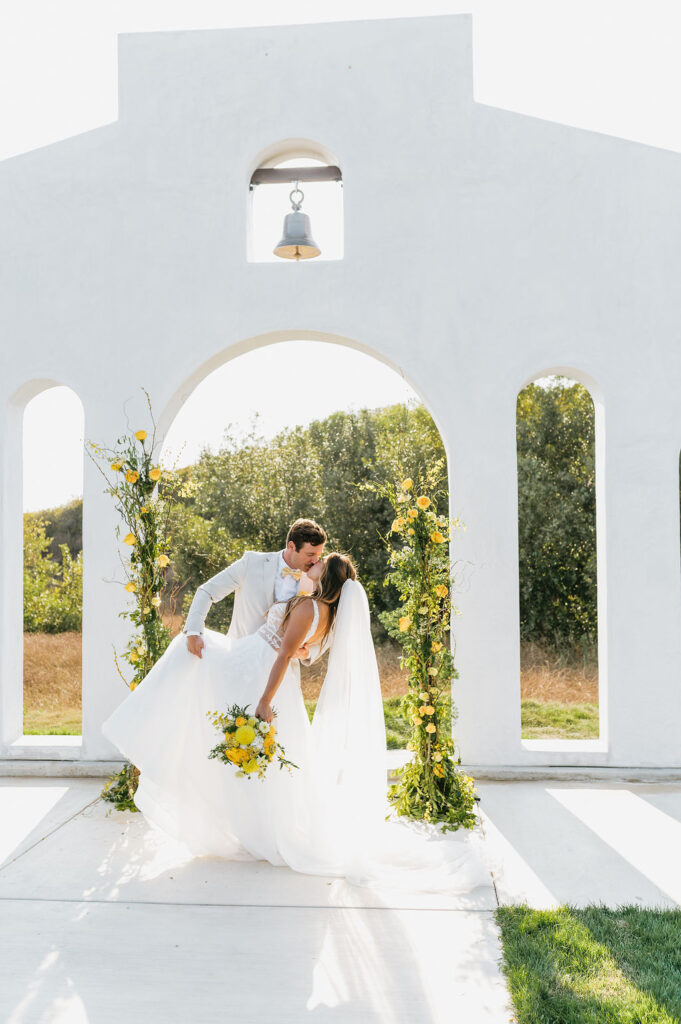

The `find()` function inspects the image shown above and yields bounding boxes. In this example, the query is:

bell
[273,210,321,260]
[273,183,321,260]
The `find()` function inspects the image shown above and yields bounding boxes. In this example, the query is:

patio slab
[0,779,510,1024]
[477,780,681,909]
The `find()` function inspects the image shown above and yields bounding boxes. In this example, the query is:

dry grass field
[23,624,599,737]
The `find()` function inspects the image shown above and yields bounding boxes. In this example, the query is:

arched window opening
[248,153,343,263]
[22,386,84,737]
[159,339,442,730]
[516,374,600,742]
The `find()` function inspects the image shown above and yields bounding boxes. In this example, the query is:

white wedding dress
[101,580,493,894]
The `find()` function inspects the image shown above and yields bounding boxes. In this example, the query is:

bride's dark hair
[280,552,357,645]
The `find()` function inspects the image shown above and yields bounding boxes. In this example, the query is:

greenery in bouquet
[206,703,299,779]
[375,459,477,832]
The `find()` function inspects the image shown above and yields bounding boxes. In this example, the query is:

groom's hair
[286,518,327,550]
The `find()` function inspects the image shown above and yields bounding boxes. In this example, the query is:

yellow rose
[398,616,411,632]
[110,461,123,472]
[135,430,147,441]
[123,533,136,546]
[430,531,445,544]
[124,581,137,593]
[235,716,247,727]
[151,596,161,607]
[413,717,423,726]
[407,509,418,520]
[149,467,162,481]
[406,741,415,751]
[235,725,257,745]
[432,641,443,653]
[419,705,428,715]
[419,692,429,701]
[408,528,415,536]
[126,470,139,484]
[157,553,170,568]
[433,752,443,762]
[425,706,435,715]
[416,496,430,510]
[426,723,436,733]
[435,584,448,598]
[129,651,139,663]
[401,478,413,491]
[428,667,438,677]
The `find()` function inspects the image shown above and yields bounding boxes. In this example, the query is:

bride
[101,553,492,893]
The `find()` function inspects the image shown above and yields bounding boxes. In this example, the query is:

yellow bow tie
[281,566,302,580]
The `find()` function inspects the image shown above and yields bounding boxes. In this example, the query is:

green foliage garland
[86,389,188,811]
[377,460,477,832]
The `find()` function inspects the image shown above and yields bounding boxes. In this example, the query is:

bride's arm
[255,602,314,722]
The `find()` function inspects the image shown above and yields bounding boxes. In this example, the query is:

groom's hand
[186,635,205,659]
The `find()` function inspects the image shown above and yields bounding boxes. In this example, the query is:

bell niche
[247,146,343,263]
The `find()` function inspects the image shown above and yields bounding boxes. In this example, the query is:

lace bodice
[256,599,320,652]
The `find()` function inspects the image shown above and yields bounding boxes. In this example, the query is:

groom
[183,517,327,667]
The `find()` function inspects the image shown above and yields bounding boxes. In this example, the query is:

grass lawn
[496,904,681,1023]
[520,700,599,740]
[24,693,599,744]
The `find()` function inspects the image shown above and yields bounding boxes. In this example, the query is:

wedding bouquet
[205,703,299,779]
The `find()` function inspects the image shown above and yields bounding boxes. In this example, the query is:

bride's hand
[293,643,309,661]
[255,697,274,723]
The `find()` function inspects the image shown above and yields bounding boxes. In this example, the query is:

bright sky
[16,1,681,511]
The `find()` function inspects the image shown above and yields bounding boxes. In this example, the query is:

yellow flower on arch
[123,533,136,546]
[149,467,162,481]
[157,553,170,568]
[416,496,431,510]
[124,581,137,593]
[135,430,147,441]
[401,478,413,491]
[398,616,411,632]
[430,531,445,544]
[126,470,139,484]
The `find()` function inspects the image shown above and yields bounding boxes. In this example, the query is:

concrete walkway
[0,778,510,1024]
[2,776,679,1022]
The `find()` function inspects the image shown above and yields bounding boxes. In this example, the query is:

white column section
[601,398,681,766]
[0,399,25,747]
[80,401,135,761]
[443,390,523,767]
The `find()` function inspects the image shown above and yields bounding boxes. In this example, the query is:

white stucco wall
[1,14,680,766]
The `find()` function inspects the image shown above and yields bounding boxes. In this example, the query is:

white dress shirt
[274,550,301,604]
